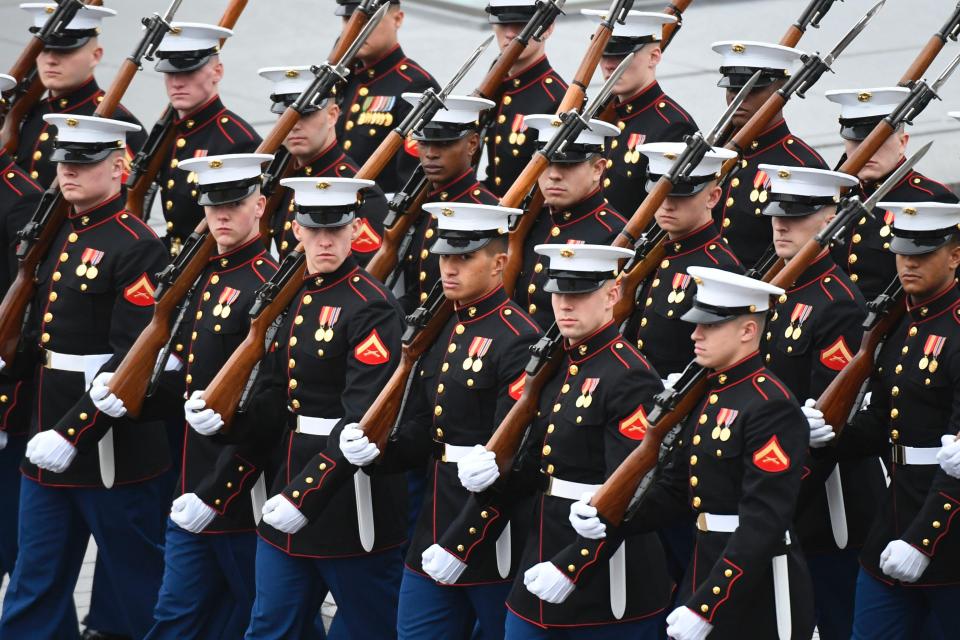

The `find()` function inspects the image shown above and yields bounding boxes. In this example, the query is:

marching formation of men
[1,1,959,640]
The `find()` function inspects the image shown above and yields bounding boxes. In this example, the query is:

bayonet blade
[439,34,495,102]
[932,50,960,94]
[863,141,933,210]
[706,70,761,145]
[583,52,634,119]
[335,2,390,68]
[162,0,183,23]
[824,0,885,67]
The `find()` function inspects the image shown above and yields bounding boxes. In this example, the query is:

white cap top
[824,87,911,120]
[177,153,273,186]
[157,22,232,54]
[258,66,314,97]
[711,40,804,71]
[581,9,676,40]
[759,165,859,198]
[687,266,784,312]
[0,74,15,93]
[533,243,634,273]
[879,201,960,233]
[401,93,494,126]
[487,0,537,7]
[20,3,116,31]
[424,202,521,234]
[524,113,620,148]
[41,113,140,144]
[639,142,737,178]
[279,177,375,207]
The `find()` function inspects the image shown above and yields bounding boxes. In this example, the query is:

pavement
[0,0,954,634]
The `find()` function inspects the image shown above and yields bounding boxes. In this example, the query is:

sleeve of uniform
[282,295,404,519]
[808,296,865,398]
[353,183,389,266]
[901,347,960,557]
[684,399,806,627]
[193,444,267,515]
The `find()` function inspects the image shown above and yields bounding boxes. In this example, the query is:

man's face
[691,316,753,369]
[844,130,907,182]
[284,104,340,160]
[771,208,831,260]
[896,242,960,299]
[204,190,265,252]
[725,80,780,129]
[418,135,477,186]
[37,40,101,95]
[293,219,359,274]
[347,7,402,61]
[492,22,551,68]
[551,281,619,342]
[164,58,223,114]
[656,185,721,237]
[600,43,661,97]
[56,152,123,207]
[538,156,605,210]
[438,245,506,303]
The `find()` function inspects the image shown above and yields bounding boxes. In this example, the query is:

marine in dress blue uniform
[806,202,960,640]
[709,41,828,269]
[758,165,883,640]
[824,87,959,302]
[152,24,262,256]
[514,114,626,329]
[0,116,170,640]
[482,0,567,196]
[258,65,388,263]
[440,245,675,639]
[581,9,697,216]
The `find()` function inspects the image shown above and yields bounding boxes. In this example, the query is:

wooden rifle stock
[330,0,380,62]
[502,188,544,294]
[257,151,296,243]
[816,294,906,436]
[366,182,430,281]
[612,238,666,322]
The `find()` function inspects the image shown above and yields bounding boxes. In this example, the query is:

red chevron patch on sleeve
[618,406,649,441]
[354,329,391,365]
[351,218,382,253]
[508,373,526,401]
[819,336,853,371]
[403,135,419,158]
[123,274,156,307]
[753,435,791,473]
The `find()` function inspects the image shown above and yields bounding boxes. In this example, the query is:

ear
[898,130,910,154]
[91,45,103,65]
[492,250,508,276]
[465,132,480,157]
[606,280,622,310]
[211,59,225,83]
[740,315,760,343]
[292,220,304,241]
[590,155,606,182]
[648,45,662,67]
[327,103,341,125]
[253,193,266,219]
[111,153,124,180]
[393,9,405,28]
[348,218,362,242]
[948,240,960,271]
[704,183,723,209]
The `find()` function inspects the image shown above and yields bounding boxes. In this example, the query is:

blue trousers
[852,568,960,639]
[145,519,258,640]
[397,567,510,639]
[0,434,26,578]
[245,537,403,640]
[0,476,167,640]
[504,610,662,639]
[806,547,859,640]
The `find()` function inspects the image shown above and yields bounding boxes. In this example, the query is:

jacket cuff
[282,452,354,519]
[552,537,608,585]
[437,494,506,563]
[903,491,960,557]
[194,454,260,516]
[53,394,112,451]
[687,556,745,624]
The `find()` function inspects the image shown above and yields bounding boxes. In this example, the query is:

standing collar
[46,76,100,111]
[707,351,765,388]
[429,169,481,200]
[907,283,960,323]
[564,321,621,362]
[549,188,606,225]
[788,250,835,290]
[68,190,125,228]
[175,95,226,130]
[502,56,554,91]
[616,80,664,116]
[300,141,347,176]
[742,119,791,156]
[303,255,359,288]
[454,286,509,323]
[664,221,722,255]
[210,235,265,270]
[353,44,406,78]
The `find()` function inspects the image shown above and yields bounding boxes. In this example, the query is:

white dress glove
[457,444,499,492]
[937,434,960,479]
[169,493,216,533]
[89,372,126,418]
[523,561,575,604]
[261,494,308,534]
[26,430,77,473]
[666,606,714,640]
[0,356,6,370]
[879,539,930,583]
[569,492,606,539]
[0,431,7,451]
[421,543,467,584]
[339,424,380,466]
[802,398,835,448]
[184,390,223,436]
[662,372,683,390]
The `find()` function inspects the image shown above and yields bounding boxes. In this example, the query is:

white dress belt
[294,415,341,437]
[439,443,477,463]
[44,350,111,387]
[544,476,602,501]
[695,513,741,533]
[891,444,940,465]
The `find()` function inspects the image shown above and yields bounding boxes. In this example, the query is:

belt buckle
[696,512,708,532]
[43,350,52,368]
[891,444,905,465]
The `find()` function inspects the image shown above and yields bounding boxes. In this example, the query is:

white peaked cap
[881,201,960,233]
[581,9,676,39]
[401,93,495,125]
[20,3,116,30]
[157,22,232,53]
[686,266,783,322]
[825,87,911,120]
[524,113,620,147]
[258,66,314,96]
[279,177,375,207]
[0,74,15,93]
[488,0,538,7]
[534,243,634,272]
[42,113,140,144]
[177,153,274,186]
[424,202,521,233]
[711,40,804,71]
[759,165,859,198]
[639,142,737,178]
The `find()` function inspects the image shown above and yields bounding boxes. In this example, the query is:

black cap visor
[336,0,399,17]
[411,122,478,143]
[50,142,123,165]
[269,92,330,115]
[603,36,658,57]
[197,177,261,206]
[762,194,835,218]
[889,229,957,256]
[718,66,785,90]
[294,203,358,229]
[155,49,218,74]
[32,27,96,51]
[646,172,715,198]
[838,115,886,142]
[681,300,758,325]
[543,270,613,294]
[486,6,536,24]
[539,142,604,165]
